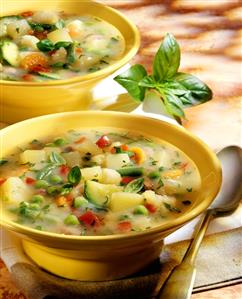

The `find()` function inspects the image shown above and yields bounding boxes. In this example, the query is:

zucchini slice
[0,40,19,66]
[38,72,61,80]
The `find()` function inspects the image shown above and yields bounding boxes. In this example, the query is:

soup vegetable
[0,11,125,81]
[1,129,201,236]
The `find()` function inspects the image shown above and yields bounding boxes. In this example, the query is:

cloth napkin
[1,226,241,299]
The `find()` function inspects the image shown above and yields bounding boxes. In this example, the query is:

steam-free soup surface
[0,10,125,81]
[1,129,201,236]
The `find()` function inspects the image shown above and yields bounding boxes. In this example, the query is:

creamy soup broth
[1,129,201,236]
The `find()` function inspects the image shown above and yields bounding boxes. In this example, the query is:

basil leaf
[153,33,180,82]
[138,75,157,88]
[49,152,66,165]
[124,177,144,193]
[173,72,213,105]
[37,39,54,52]
[60,183,73,195]
[28,22,44,32]
[161,90,185,118]
[55,41,72,50]
[37,164,56,180]
[0,159,8,166]
[66,43,76,64]
[114,64,147,101]
[68,166,81,185]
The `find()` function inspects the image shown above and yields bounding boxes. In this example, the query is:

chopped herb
[88,66,101,72]
[0,159,8,166]
[163,202,181,213]
[16,27,20,33]
[182,200,191,206]
[159,166,164,172]
[35,225,42,230]
[148,171,160,179]
[119,215,130,221]
[173,161,181,166]
[111,36,119,42]
[157,178,164,189]
[100,59,109,64]
[186,187,193,192]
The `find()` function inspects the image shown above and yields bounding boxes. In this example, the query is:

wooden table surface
[1,0,241,298]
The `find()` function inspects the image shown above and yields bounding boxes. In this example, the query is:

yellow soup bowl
[0,0,140,124]
[0,111,222,281]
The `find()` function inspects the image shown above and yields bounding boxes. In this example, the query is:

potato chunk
[105,153,130,169]
[20,150,46,165]
[101,168,121,185]
[32,11,59,25]
[109,192,144,212]
[7,19,31,39]
[0,177,31,203]
[47,29,72,44]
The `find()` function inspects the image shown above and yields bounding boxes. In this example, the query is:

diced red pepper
[180,162,188,170]
[25,177,36,185]
[79,211,101,227]
[48,49,57,56]
[21,11,34,17]
[35,189,46,196]
[22,74,34,81]
[117,221,132,232]
[145,203,157,213]
[110,147,116,154]
[0,178,6,186]
[121,176,135,185]
[59,165,70,176]
[96,135,111,148]
[74,136,86,144]
[34,30,48,40]
[30,65,50,73]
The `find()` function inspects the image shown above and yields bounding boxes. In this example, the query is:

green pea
[148,171,160,179]
[133,205,148,216]
[54,137,67,146]
[31,195,44,204]
[73,196,88,208]
[64,214,79,225]
[49,175,62,184]
[47,186,60,195]
[35,180,49,189]
[29,203,40,210]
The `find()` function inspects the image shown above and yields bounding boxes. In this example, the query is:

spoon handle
[157,210,214,299]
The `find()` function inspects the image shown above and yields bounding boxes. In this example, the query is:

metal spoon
[157,145,242,299]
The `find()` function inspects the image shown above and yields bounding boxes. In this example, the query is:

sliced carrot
[21,11,34,17]
[21,53,48,71]
[74,136,86,144]
[162,169,183,179]
[22,74,34,81]
[55,196,67,207]
[0,178,6,186]
[121,144,129,151]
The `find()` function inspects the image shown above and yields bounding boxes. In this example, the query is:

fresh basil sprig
[114,33,212,121]
[124,177,144,193]
[68,166,81,186]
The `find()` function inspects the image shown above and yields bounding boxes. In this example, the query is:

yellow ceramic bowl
[0,111,222,281]
[0,0,140,124]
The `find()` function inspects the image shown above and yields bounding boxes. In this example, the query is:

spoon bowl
[211,146,242,215]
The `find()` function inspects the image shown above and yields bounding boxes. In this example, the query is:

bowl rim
[0,111,222,242]
[0,0,140,87]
